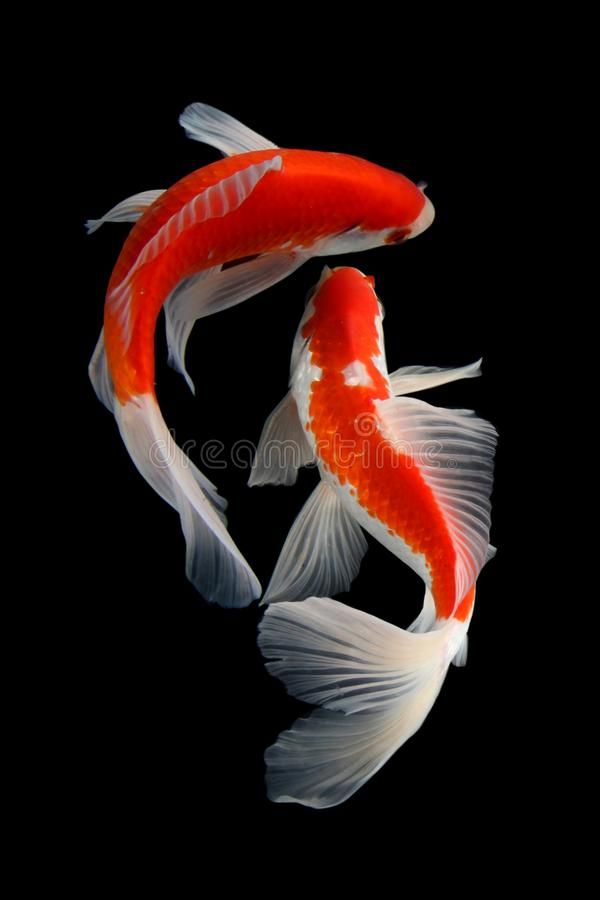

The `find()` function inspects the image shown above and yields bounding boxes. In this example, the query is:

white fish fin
[408,588,437,633]
[259,597,466,807]
[115,394,260,606]
[163,253,308,392]
[88,328,114,411]
[261,483,368,605]
[389,358,482,396]
[409,590,470,671]
[376,396,497,608]
[449,544,491,667]
[170,252,309,323]
[85,189,166,234]
[163,268,221,394]
[179,102,278,156]
[452,633,469,667]
[185,456,228,523]
[248,392,315,487]
[108,156,284,347]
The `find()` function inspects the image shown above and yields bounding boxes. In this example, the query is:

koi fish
[87,103,434,607]
[254,266,497,807]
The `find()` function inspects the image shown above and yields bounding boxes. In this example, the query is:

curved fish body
[254,266,497,806]
[88,104,434,607]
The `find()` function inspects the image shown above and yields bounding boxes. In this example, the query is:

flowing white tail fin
[258,596,467,807]
[114,394,261,606]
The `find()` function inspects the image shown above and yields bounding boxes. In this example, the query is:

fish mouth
[409,195,435,239]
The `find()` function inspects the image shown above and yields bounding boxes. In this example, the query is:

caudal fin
[114,393,261,606]
[258,596,467,807]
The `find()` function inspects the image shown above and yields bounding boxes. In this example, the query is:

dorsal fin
[107,154,283,347]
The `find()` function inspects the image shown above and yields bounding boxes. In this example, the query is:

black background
[56,52,547,856]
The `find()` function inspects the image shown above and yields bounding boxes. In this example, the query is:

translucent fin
[88,328,113,411]
[248,392,315,487]
[261,483,367,605]
[115,394,260,606]
[259,597,466,807]
[265,708,408,808]
[179,102,278,156]
[163,269,220,394]
[183,454,228,523]
[407,588,437,633]
[376,396,497,608]
[389,359,482,396]
[169,252,308,323]
[452,634,469,667]
[85,189,165,234]
[110,155,283,305]
[163,253,308,391]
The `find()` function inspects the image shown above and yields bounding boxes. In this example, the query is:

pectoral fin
[249,392,315,487]
[164,252,308,393]
[179,102,278,156]
[389,359,482,396]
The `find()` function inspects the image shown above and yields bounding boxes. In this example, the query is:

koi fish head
[303,267,379,327]
[291,267,383,377]
[318,165,435,257]
[380,176,435,245]
[385,193,435,244]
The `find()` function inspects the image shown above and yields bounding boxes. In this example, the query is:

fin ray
[108,156,284,348]
[163,253,308,391]
[115,395,260,606]
[179,102,278,156]
[85,189,165,234]
[261,483,367,605]
[376,396,497,605]
[88,328,114,410]
[259,597,466,807]
[249,392,315,487]
[389,359,482,396]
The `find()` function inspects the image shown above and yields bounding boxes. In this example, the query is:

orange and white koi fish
[254,266,496,807]
[87,104,434,607]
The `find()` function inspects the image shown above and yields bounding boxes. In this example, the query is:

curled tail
[89,333,261,606]
[258,595,468,807]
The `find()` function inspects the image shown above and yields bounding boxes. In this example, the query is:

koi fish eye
[385,228,412,245]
